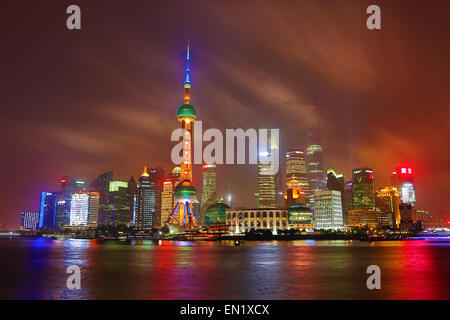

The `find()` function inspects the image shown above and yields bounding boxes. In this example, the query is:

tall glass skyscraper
[148,167,165,228]
[135,166,156,229]
[88,192,100,228]
[285,150,310,205]
[306,93,326,203]
[352,168,375,209]
[326,168,345,210]
[391,167,416,205]
[257,129,280,208]
[89,171,114,225]
[38,191,57,230]
[200,164,217,224]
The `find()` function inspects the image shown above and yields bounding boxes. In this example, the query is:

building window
[263,212,267,218]
[269,212,273,218]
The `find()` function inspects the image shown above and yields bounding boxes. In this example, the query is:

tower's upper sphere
[177,103,197,121]
[173,180,197,201]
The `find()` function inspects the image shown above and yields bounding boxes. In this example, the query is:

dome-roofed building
[204,201,230,225]
[171,166,181,176]
[288,203,314,230]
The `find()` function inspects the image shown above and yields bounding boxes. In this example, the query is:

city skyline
[2,1,450,229]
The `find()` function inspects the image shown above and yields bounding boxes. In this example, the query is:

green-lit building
[288,203,314,230]
[352,168,375,209]
[203,202,230,225]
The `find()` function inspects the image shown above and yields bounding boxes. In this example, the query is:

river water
[0,238,449,299]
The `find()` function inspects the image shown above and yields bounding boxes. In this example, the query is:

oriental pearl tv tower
[168,42,198,230]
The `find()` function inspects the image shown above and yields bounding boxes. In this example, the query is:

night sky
[2,1,449,228]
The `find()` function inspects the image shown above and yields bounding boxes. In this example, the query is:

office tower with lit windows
[313,190,344,230]
[88,192,100,228]
[306,93,326,204]
[200,164,217,224]
[393,168,419,229]
[391,167,416,205]
[160,167,183,226]
[70,193,90,226]
[148,167,165,228]
[352,168,375,209]
[326,169,345,210]
[258,129,280,208]
[20,211,40,231]
[344,181,353,211]
[135,166,156,229]
[286,150,310,205]
[161,178,175,226]
[55,176,86,230]
[127,177,137,222]
[38,191,57,230]
[89,171,114,225]
[55,198,71,230]
[375,186,401,228]
[104,180,132,224]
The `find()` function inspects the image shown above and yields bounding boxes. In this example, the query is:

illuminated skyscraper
[70,193,89,226]
[375,186,400,228]
[135,166,156,229]
[344,181,353,212]
[326,169,345,211]
[200,164,217,224]
[313,190,344,230]
[161,178,175,226]
[258,129,280,208]
[88,192,100,228]
[285,150,310,205]
[55,198,71,230]
[55,176,85,230]
[149,167,165,228]
[391,167,416,205]
[169,43,198,229]
[392,167,418,229]
[89,171,113,225]
[38,191,57,230]
[352,168,375,209]
[306,93,326,203]
[160,167,182,226]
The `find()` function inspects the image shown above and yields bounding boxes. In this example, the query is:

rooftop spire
[141,166,149,177]
[184,41,191,104]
